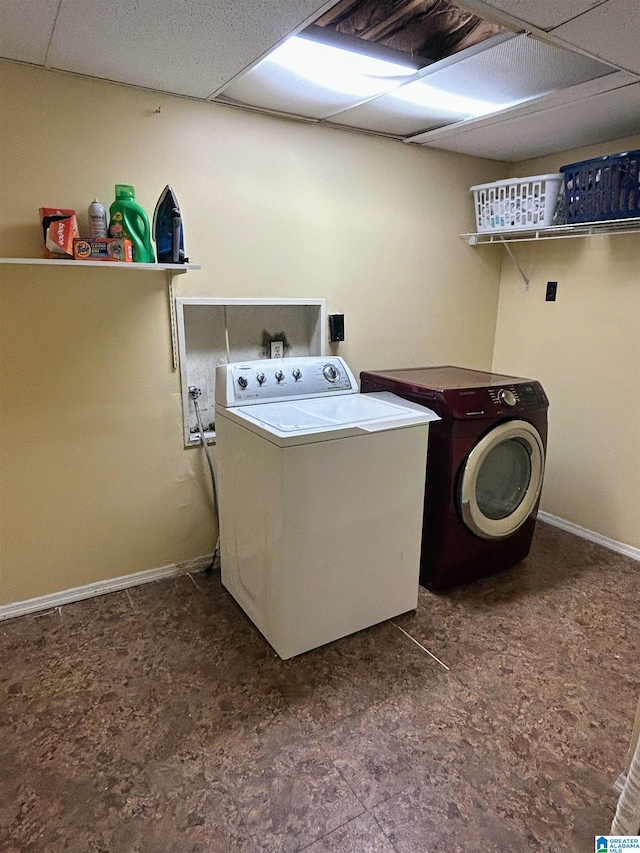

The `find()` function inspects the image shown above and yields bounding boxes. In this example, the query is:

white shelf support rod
[501,237,530,290]
[167,270,179,371]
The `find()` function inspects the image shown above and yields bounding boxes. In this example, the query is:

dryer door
[458,419,545,540]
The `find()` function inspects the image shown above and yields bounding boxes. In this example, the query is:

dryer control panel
[487,382,547,409]
[448,382,548,419]
[216,357,357,407]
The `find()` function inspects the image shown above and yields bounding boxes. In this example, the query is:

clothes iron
[153,185,187,264]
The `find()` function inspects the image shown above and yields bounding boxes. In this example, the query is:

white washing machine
[214,356,439,659]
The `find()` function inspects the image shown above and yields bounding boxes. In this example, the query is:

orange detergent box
[73,237,133,262]
[39,208,80,258]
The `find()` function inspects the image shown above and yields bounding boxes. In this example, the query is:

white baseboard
[3,515,637,622]
[0,553,215,622]
[538,512,640,562]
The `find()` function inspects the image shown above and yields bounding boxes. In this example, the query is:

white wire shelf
[461,216,640,244]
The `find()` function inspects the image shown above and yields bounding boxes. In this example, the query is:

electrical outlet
[270,340,284,358]
[546,281,558,301]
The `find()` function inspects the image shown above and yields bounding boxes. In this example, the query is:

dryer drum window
[476,438,531,520]
[458,420,545,541]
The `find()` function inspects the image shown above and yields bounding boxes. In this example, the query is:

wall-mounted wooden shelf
[0,257,200,272]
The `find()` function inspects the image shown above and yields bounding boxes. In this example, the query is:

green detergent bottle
[108,185,155,263]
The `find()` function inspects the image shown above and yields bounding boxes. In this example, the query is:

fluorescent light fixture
[393,79,519,118]
[267,35,418,100]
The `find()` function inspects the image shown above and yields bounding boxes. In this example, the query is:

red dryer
[360,366,549,590]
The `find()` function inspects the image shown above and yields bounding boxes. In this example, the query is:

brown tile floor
[1,521,638,852]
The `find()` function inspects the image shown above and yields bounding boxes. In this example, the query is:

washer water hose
[189,386,219,571]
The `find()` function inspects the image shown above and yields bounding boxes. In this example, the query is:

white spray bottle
[88,199,107,238]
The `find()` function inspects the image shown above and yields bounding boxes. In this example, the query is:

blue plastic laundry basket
[560,149,640,223]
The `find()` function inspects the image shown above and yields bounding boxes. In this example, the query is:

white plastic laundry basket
[471,174,563,233]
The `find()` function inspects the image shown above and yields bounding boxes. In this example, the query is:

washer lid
[217,392,440,446]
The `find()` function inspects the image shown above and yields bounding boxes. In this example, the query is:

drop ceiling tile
[413,81,640,161]
[45,0,334,99]
[477,0,607,31]
[0,0,60,64]
[553,0,640,75]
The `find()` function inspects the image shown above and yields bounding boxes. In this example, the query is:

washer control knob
[256,372,266,385]
[498,389,517,406]
[237,376,248,389]
[323,364,340,383]
[292,368,302,381]
[275,370,285,383]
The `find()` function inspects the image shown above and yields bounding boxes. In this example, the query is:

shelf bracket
[167,270,179,370]
[500,237,530,290]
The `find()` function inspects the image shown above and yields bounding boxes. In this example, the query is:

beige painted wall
[0,61,506,606]
[493,136,640,548]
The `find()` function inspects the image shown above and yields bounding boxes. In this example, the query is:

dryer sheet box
[39,207,80,258]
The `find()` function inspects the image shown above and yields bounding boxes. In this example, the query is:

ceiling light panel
[327,33,615,136]
[219,34,419,119]
[413,80,640,162]
[325,91,463,136]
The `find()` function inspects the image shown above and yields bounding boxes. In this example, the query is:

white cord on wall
[223,304,231,363]
[189,387,220,570]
